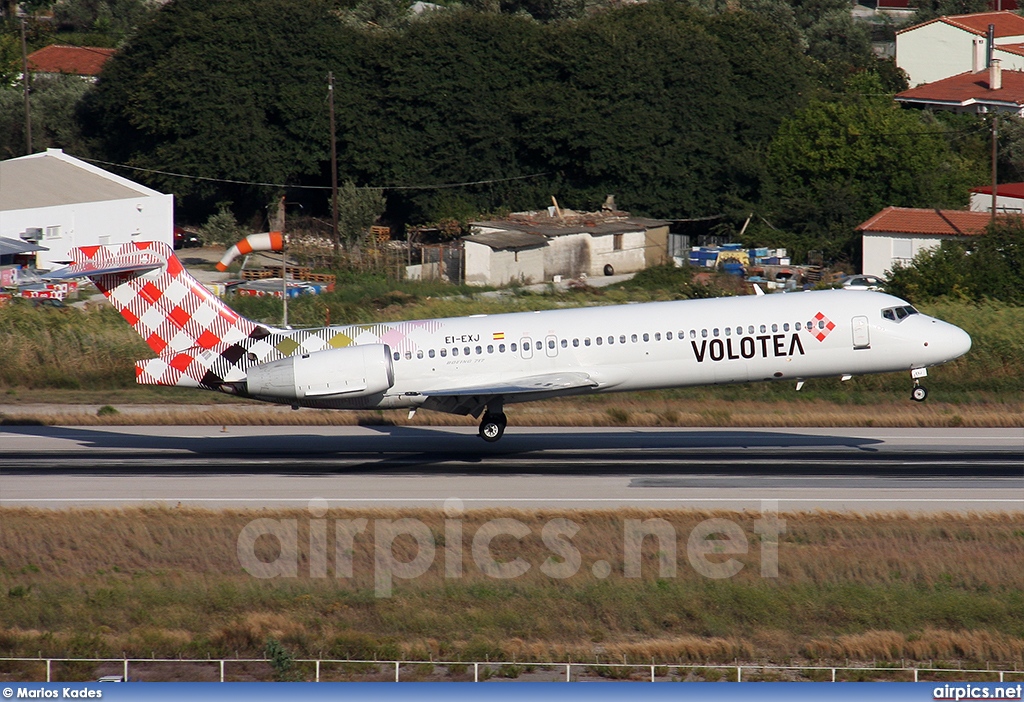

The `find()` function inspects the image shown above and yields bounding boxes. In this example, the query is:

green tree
[335,180,386,247]
[0,73,92,158]
[763,74,982,261]
[886,219,1024,304]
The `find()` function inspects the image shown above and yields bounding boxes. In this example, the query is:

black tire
[603,264,614,276]
[479,418,504,442]
[911,386,928,402]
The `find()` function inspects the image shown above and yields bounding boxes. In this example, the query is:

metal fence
[2,657,1023,683]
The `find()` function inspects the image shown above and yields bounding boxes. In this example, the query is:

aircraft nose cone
[950,324,972,360]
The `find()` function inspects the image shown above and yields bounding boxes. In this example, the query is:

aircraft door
[852,316,870,349]
[521,337,533,359]
[545,335,558,358]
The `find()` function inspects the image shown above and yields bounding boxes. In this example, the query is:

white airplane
[49,241,972,441]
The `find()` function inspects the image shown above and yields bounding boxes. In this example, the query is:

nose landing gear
[911,383,928,402]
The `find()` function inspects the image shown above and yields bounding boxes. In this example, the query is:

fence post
[737,666,742,682]
[316,659,320,683]
[914,668,918,682]
[651,665,656,682]
[1000,672,1005,682]
[220,659,224,682]
[474,663,479,682]
[832,668,836,682]
[566,664,571,682]
[46,660,51,683]
[395,661,400,682]
[123,659,128,682]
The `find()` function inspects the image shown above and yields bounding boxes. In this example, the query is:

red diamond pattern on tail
[809,312,836,342]
[168,305,191,329]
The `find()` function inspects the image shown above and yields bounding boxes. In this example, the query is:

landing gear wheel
[911,385,928,402]
[479,412,507,442]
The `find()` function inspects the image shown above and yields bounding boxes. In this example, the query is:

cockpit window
[882,305,919,322]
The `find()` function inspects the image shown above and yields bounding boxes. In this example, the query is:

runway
[1,425,1021,512]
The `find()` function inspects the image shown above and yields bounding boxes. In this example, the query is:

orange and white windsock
[216,231,284,272]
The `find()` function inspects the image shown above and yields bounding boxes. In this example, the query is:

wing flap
[423,371,598,398]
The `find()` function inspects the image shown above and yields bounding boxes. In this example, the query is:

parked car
[173,226,203,249]
[839,275,885,291]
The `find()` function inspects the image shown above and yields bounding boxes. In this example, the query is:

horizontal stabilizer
[45,254,163,280]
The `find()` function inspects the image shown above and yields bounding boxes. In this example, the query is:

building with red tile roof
[857,207,998,276]
[896,11,1024,86]
[969,182,1024,212]
[27,45,115,78]
[895,67,1024,114]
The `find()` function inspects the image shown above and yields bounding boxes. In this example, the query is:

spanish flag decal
[493,332,505,340]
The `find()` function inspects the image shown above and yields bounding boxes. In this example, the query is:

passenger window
[596,337,603,345]
[511,343,517,352]
[795,323,801,331]
[713,328,720,337]
[428,349,435,358]
[474,346,481,355]
[585,338,591,346]
[535,341,542,350]
[689,330,695,339]
[465,347,471,355]
[760,325,767,333]
[724,327,731,337]
[440,349,447,357]
[701,329,708,338]
[417,350,424,359]
[452,348,459,356]
[642,333,649,342]
[499,344,506,352]
[666,332,673,340]
[818,320,825,329]
[783,323,790,332]
[573,339,579,347]
[487,345,494,354]
[619,335,626,344]
[393,352,400,361]
[771,324,778,333]
[607,336,614,344]
[548,339,555,349]
[748,326,754,335]
[735,327,742,335]
[561,339,567,348]
[632,334,639,343]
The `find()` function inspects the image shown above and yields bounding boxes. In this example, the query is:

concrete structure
[0,149,173,270]
[857,207,992,277]
[896,12,1024,86]
[895,64,1024,114]
[27,45,115,79]
[969,182,1024,211]
[464,210,669,286]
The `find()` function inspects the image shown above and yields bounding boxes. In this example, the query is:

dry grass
[2,508,1024,665]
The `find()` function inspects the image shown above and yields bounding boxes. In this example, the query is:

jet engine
[245,344,394,400]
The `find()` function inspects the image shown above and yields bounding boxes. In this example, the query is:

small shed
[969,182,1024,212]
[465,209,669,286]
[857,207,992,277]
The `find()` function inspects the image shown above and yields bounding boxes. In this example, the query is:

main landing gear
[478,401,507,442]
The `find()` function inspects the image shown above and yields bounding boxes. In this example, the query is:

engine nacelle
[245,344,394,400]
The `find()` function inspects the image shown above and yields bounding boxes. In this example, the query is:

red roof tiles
[897,10,1024,36]
[895,69,1024,106]
[970,182,1024,198]
[857,207,994,236]
[27,45,115,76]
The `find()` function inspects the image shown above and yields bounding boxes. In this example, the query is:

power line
[78,157,550,191]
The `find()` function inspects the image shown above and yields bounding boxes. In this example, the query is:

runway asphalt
[0,425,1021,512]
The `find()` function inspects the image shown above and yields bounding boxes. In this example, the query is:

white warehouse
[0,149,173,270]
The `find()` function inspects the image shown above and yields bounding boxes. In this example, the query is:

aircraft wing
[419,371,598,416]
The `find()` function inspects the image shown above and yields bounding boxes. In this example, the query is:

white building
[464,210,669,286]
[0,149,173,270]
[856,207,991,277]
[896,11,1024,86]
[969,182,1024,212]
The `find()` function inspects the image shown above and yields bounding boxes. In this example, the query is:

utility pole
[20,18,32,155]
[328,72,339,258]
